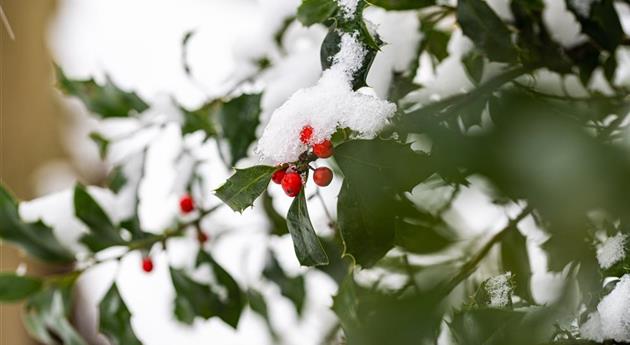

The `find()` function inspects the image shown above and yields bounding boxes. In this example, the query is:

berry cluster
[271,125,335,197]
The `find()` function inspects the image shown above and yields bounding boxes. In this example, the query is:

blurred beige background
[1,0,65,344]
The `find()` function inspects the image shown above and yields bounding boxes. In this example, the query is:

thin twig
[0,5,15,41]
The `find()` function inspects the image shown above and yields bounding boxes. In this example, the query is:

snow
[337,0,359,19]
[581,275,630,342]
[257,32,396,163]
[484,272,513,308]
[597,232,628,269]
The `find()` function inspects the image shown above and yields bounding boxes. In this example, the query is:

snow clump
[485,272,513,308]
[257,29,396,164]
[580,274,630,342]
[597,232,628,269]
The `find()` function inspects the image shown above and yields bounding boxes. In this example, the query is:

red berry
[299,125,314,144]
[179,194,195,213]
[142,257,154,273]
[313,140,333,158]
[271,169,286,184]
[197,231,209,244]
[281,173,302,197]
[313,167,333,187]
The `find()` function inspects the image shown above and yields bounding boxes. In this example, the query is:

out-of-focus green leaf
[247,289,279,340]
[0,273,43,302]
[457,0,517,62]
[23,275,88,345]
[215,165,276,212]
[0,185,75,263]
[565,0,623,52]
[367,0,434,10]
[335,140,435,267]
[286,190,329,266]
[449,308,527,345]
[388,73,422,102]
[333,274,442,345]
[262,192,288,236]
[56,66,148,118]
[74,184,124,252]
[98,283,142,345]
[196,250,245,328]
[217,93,262,166]
[393,199,453,254]
[462,49,484,84]
[89,132,110,160]
[263,253,306,316]
[106,166,127,194]
[170,268,223,325]
[181,101,219,138]
[297,0,337,26]
[501,228,533,302]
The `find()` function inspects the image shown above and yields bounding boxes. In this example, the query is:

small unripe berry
[281,173,302,197]
[179,194,195,213]
[197,231,209,244]
[142,257,154,273]
[299,125,314,144]
[313,167,333,187]
[271,169,286,184]
[313,140,333,158]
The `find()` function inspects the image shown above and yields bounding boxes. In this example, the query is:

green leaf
[0,185,75,263]
[297,0,337,26]
[263,253,306,315]
[215,165,276,212]
[366,0,434,10]
[170,268,223,325]
[286,190,329,266]
[217,93,262,166]
[388,72,422,102]
[0,273,43,302]
[501,228,533,303]
[462,49,485,84]
[393,199,453,254]
[196,250,245,328]
[56,66,148,118]
[335,140,435,267]
[424,28,450,63]
[89,132,110,160]
[107,166,128,194]
[24,275,88,345]
[565,0,623,52]
[262,191,289,236]
[181,101,219,138]
[73,184,124,251]
[99,283,143,345]
[449,308,527,345]
[457,0,517,63]
[246,289,279,340]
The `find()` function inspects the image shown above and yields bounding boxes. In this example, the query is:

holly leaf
[106,166,128,194]
[73,184,124,252]
[262,191,289,236]
[196,250,245,328]
[23,275,88,345]
[393,199,454,254]
[56,66,148,118]
[388,73,422,102]
[367,0,435,10]
[263,253,306,315]
[462,49,485,84]
[99,283,143,345]
[170,268,224,325]
[217,93,262,166]
[181,101,219,138]
[457,0,517,63]
[449,309,527,345]
[0,185,75,263]
[215,165,276,212]
[0,273,43,302]
[297,0,337,26]
[335,140,435,267]
[565,0,623,52]
[501,228,533,303]
[286,190,329,266]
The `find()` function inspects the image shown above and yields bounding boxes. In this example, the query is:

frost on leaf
[257,32,396,164]
[476,272,514,308]
[596,232,628,269]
